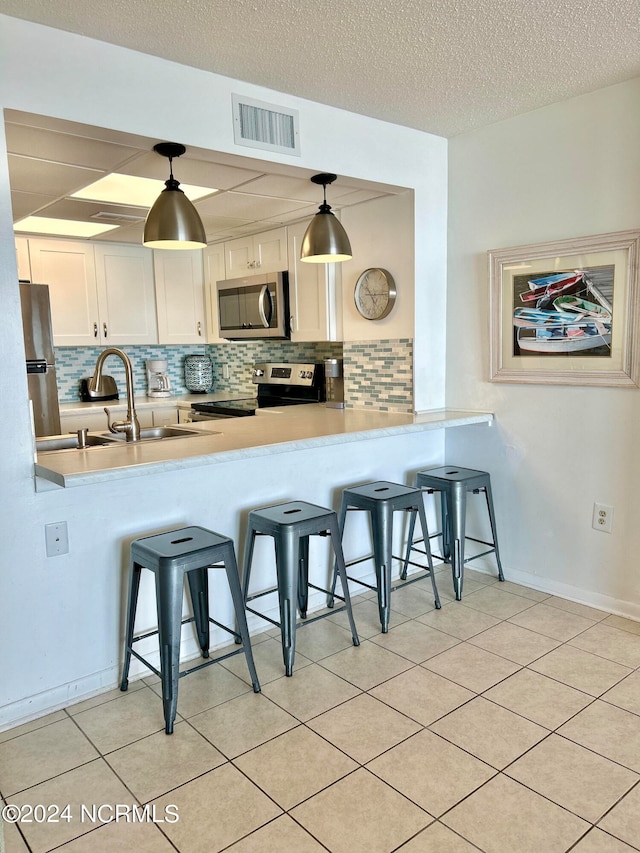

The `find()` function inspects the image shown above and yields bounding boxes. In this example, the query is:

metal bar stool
[329,481,441,633]
[242,500,360,676]
[403,466,505,601]
[120,526,260,734]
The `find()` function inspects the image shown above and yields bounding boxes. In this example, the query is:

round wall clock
[354,268,397,320]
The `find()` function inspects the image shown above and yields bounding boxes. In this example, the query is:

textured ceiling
[0,0,639,137]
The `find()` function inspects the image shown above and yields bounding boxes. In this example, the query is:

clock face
[354,268,396,320]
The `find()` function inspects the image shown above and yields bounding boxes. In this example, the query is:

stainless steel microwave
[216,272,290,339]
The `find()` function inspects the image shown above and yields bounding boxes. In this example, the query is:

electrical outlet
[592,503,613,534]
[222,364,230,380]
[45,521,69,556]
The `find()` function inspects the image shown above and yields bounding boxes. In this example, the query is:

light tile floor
[2,566,640,852]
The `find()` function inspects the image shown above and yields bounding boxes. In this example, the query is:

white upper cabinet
[225,227,287,277]
[153,249,206,344]
[94,244,157,346]
[287,221,342,342]
[29,239,101,346]
[28,239,157,347]
[202,243,226,344]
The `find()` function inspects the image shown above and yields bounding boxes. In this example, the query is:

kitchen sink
[36,426,208,453]
[36,434,120,452]
[103,426,203,441]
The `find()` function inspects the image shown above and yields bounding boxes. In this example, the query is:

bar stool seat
[404,466,504,601]
[120,526,260,734]
[242,500,360,676]
[330,481,441,633]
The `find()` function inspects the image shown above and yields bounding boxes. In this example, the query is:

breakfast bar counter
[35,406,493,489]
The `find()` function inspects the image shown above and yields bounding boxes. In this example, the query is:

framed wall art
[488,230,640,386]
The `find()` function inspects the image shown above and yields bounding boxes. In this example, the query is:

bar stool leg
[120,560,142,691]
[401,509,418,580]
[484,483,505,582]
[440,491,451,561]
[327,495,348,608]
[370,503,393,632]
[274,530,299,676]
[155,565,185,734]
[450,482,467,601]
[241,527,257,603]
[328,515,360,647]
[297,536,310,619]
[417,499,441,609]
[221,541,261,693]
[186,567,210,658]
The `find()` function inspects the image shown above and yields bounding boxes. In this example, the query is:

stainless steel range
[189,362,325,421]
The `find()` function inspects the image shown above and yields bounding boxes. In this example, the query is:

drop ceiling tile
[92,222,146,244]
[334,189,391,207]
[196,214,254,231]
[118,151,262,190]
[8,155,103,197]
[4,110,154,149]
[238,174,334,203]
[271,204,322,224]
[5,124,142,171]
[10,190,59,220]
[38,198,147,222]
[197,191,308,220]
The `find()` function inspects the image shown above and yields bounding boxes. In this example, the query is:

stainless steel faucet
[90,347,141,442]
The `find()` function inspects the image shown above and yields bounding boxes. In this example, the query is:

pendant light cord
[319,179,331,213]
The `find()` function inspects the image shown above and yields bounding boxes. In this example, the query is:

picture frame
[489,230,640,386]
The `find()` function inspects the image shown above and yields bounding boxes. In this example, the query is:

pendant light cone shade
[143,143,206,249]
[300,173,352,263]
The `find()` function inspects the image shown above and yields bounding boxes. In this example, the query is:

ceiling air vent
[232,94,300,156]
[91,212,144,223]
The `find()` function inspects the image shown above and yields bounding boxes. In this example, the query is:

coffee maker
[324,358,345,409]
[146,359,172,398]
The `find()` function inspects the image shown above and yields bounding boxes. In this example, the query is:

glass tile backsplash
[344,338,413,413]
[54,338,413,410]
[54,343,342,402]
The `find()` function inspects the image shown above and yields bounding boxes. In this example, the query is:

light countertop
[36,405,493,489]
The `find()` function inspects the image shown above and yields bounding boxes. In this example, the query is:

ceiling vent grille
[91,211,144,223]
[232,94,300,156]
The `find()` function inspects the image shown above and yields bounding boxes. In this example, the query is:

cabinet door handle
[103,322,107,338]
[93,322,98,338]
[197,321,202,336]
[290,314,295,331]
[256,260,262,268]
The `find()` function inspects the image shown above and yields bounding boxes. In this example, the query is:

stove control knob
[254,369,264,378]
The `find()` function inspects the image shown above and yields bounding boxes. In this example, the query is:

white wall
[0,16,448,727]
[341,192,414,341]
[446,78,640,616]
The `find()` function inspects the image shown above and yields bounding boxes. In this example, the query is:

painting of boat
[552,294,611,321]
[514,307,585,328]
[517,322,611,353]
[520,272,584,306]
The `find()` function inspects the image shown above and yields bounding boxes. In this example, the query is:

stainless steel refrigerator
[19,283,61,437]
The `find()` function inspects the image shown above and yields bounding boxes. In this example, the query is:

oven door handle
[257,285,273,328]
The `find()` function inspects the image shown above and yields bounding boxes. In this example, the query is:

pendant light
[300,173,352,263]
[143,142,206,249]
